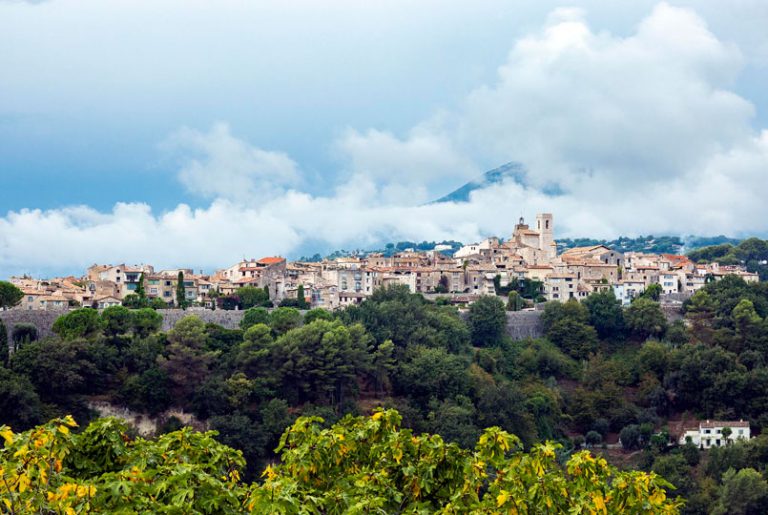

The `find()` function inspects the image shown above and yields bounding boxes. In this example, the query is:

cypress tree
[176,271,187,309]
[297,284,308,310]
[0,317,8,366]
[136,272,146,302]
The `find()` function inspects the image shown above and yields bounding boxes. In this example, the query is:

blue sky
[2,0,768,276]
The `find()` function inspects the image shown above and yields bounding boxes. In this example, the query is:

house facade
[679,420,750,448]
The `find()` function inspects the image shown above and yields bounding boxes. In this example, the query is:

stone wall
[2,307,542,347]
[0,309,68,342]
[155,308,246,331]
[0,308,249,346]
[505,310,544,340]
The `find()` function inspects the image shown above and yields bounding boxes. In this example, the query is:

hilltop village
[5,213,758,311]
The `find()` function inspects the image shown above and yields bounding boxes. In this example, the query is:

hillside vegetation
[3,278,768,513]
[687,237,768,280]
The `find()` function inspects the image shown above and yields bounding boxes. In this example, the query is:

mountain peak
[432,162,525,204]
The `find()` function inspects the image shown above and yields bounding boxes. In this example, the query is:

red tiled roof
[700,420,749,428]
[258,257,285,265]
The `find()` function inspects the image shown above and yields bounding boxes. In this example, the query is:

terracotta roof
[234,277,260,284]
[257,257,286,265]
[700,420,749,428]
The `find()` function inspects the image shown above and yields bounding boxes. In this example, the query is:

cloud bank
[2,3,768,276]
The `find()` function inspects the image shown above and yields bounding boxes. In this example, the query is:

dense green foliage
[0,281,24,309]
[3,277,768,513]
[0,411,681,513]
[688,237,768,280]
[558,235,740,255]
[0,318,7,366]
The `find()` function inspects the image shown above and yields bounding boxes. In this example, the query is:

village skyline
[4,213,761,313]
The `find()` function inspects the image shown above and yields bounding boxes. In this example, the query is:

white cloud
[2,3,768,277]
[163,122,300,202]
[453,2,752,190]
[336,126,479,204]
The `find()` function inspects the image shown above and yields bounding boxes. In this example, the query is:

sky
[1,0,768,276]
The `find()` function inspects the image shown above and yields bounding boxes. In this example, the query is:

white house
[613,279,646,306]
[679,420,750,448]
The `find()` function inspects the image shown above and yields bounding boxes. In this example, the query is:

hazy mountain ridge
[431,162,526,204]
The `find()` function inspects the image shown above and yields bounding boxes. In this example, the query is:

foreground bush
[1,410,682,513]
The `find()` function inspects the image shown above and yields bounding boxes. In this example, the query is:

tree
[541,299,589,331]
[546,318,598,360]
[121,293,144,309]
[468,295,507,347]
[269,307,303,336]
[395,346,470,408]
[52,308,104,340]
[176,271,187,309]
[651,453,696,499]
[642,283,662,301]
[435,275,450,293]
[236,323,275,381]
[625,297,668,340]
[100,305,134,337]
[733,299,762,348]
[11,323,38,351]
[131,308,163,338]
[135,272,146,301]
[0,367,44,429]
[0,280,23,309]
[248,410,682,513]
[149,297,169,309]
[271,320,371,407]
[237,286,270,309]
[0,411,682,514]
[296,284,309,310]
[583,290,625,339]
[0,317,7,366]
[619,424,643,450]
[239,307,270,330]
[713,468,768,515]
[119,367,172,415]
[304,308,333,325]
[157,316,214,399]
[585,430,603,447]
[507,291,524,311]
[0,416,247,514]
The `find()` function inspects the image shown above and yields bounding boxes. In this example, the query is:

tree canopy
[0,410,682,514]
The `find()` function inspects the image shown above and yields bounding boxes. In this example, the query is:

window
[164,291,171,297]
[150,288,158,294]
[704,429,711,434]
